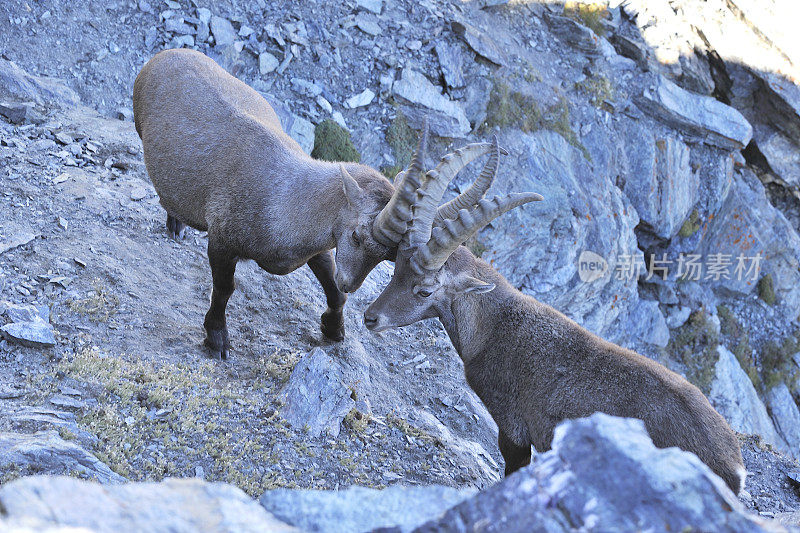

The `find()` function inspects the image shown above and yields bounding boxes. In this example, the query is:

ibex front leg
[307,251,346,341]
[203,238,237,359]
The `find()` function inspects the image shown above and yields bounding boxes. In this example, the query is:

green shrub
[311,120,360,163]
[758,274,776,305]
[386,111,417,175]
[678,209,700,239]
[666,310,719,394]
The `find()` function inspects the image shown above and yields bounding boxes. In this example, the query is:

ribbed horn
[435,135,502,225]
[407,140,506,247]
[372,120,429,246]
[411,192,544,271]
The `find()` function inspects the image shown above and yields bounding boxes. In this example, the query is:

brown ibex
[133,49,499,358]
[364,138,746,494]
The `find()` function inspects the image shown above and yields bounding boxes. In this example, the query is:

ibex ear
[340,164,363,208]
[454,274,495,295]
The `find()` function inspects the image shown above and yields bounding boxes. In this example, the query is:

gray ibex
[133,49,498,358]
[364,138,746,494]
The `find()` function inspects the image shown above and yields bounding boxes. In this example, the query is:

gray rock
[544,12,604,57]
[356,0,383,14]
[355,14,381,37]
[393,69,470,138]
[281,347,355,438]
[758,71,800,141]
[665,305,692,329]
[345,88,375,109]
[709,346,786,451]
[620,127,697,239]
[0,476,295,532]
[418,413,780,532]
[1,321,56,347]
[168,34,195,49]
[451,20,507,67]
[767,382,800,458]
[697,169,800,309]
[260,485,473,533]
[0,431,123,484]
[165,17,194,35]
[285,114,315,155]
[196,7,211,25]
[210,16,237,47]
[463,77,492,128]
[0,102,35,124]
[0,58,80,107]
[753,124,800,191]
[5,303,46,323]
[434,42,465,89]
[259,52,279,75]
[636,75,753,150]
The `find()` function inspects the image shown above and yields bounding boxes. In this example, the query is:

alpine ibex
[364,138,746,494]
[133,49,499,358]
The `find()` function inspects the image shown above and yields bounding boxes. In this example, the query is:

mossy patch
[717,304,759,390]
[68,280,119,323]
[666,310,719,394]
[564,1,609,36]
[485,82,589,160]
[761,335,800,391]
[385,111,417,177]
[758,274,776,305]
[485,80,543,132]
[311,120,361,163]
[56,346,289,496]
[678,209,700,239]
[575,75,614,107]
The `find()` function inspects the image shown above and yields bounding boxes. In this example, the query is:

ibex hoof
[321,309,345,341]
[204,328,230,360]
[166,214,186,240]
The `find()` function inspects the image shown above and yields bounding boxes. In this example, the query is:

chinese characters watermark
[613,253,763,282]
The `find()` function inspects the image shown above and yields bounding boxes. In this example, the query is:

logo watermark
[578,250,609,282]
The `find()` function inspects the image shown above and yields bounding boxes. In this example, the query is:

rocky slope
[1,0,800,530]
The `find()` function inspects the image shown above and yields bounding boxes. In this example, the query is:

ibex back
[364,136,746,494]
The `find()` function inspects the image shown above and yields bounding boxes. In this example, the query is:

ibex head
[364,135,543,331]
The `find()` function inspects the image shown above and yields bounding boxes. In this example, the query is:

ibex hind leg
[166,213,186,240]
[203,238,237,359]
[498,429,532,476]
[307,251,346,341]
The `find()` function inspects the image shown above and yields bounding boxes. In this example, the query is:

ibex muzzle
[133,49,428,357]
[365,138,746,494]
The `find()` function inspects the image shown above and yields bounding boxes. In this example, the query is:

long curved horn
[435,136,502,225]
[411,192,544,271]
[372,121,429,246]
[407,141,506,247]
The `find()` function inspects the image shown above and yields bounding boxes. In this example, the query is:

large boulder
[393,68,470,138]
[416,413,784,532]
[0,430,124,485]
[636,74,753,150]
[260,485,473,532]
[619,125,696,239]
[709,346,786,452]
[280,347,355,438]
[696,169,800,308]
[0,58,80,107]
[766,382,800,458]
[0,476,295,533]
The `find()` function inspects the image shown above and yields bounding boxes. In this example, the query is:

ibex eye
[417,289,433,298]
[351,231,360,246]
